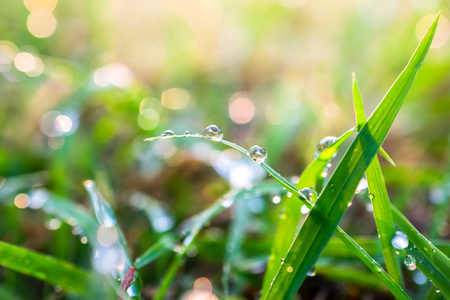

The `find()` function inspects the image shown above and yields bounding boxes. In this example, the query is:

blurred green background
[0,0,449,299]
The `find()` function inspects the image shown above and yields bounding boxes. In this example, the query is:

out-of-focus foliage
[0,0,449,299]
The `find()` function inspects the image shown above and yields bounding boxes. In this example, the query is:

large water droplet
[161,130,175,136]
[248,145,267,163]
[404,255,416,271]
[391,231,409,250]
[315,136,337,157]
[299,188,318,203]
[202,125,223,141]
[307,266,316,277]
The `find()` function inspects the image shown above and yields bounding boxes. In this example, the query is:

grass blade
[392,205,450,298]
[151,183,284,299]
[0,240,92,295]
[134,234,177,269]
[353,72,403,285]
[264,13,439,299]
[145,134,409,299]
[261,129,354,294]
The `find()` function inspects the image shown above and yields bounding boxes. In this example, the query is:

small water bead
[307,266,316,277]
[183,131,191,135]
[248,145,267,163]
[300,205,310,214]
[391,231,409,250]
[280,258,285,264]
[404,255,416,271]
[315,136,337,157]
[299,188,318,203]
[161,130,175,136]
[202,125,223,141]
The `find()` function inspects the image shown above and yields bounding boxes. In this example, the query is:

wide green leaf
[263,13,439,299]
[0,240,92,295]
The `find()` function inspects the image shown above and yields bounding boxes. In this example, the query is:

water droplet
[307,266,316,277]
[391,231,409,250]
[300,205,310,214]
[404,255,416,271]
[161,130,175,136]
[248,145,267,163]
[347,201,352,207]
[280,258,285,264]
[432,248,436,253]
[287,266,294,273]
[369,193,374,200]
[83,180,117,228]
[436,289,440,293]
[183,131,191,136]
[315,136,337,157]
[202,125,223,141]
[299,188,318,203]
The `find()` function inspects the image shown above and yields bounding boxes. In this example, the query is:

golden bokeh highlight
[416,14,450,49]
[229,97,255,124]
[14,193,30,209]
[14,52,35,72]
[161,88,190,110]
[27,11,57,38]
[24,0,58,12]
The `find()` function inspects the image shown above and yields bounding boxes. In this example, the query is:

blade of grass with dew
[261,128,354,294]
[83,180,142,298]
[0,240,93,295]
[264,14,439,299]
[152,183,284,300]
[145,135,410,299]
[353,73,403,285]
[391,205,450,298]
[223,197,250,298]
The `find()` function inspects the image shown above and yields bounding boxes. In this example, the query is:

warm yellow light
[161,88,190,110]
[14,193,30,209]
[27,11,57,38]
[24,0,58,12]
[193,277,213,294]
[14,52,35,72]
[229,97,255,124]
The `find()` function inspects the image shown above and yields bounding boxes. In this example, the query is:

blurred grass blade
[261,129,354,294]
[145,133,409,299]
[223,198,250,298]
[151,183,283,299]
[392,206,450,298]
[0,240,92,295]
[366,156,403,285]
[135,234,177,269]
[353,73,403,285]
[378,146,396,166]
[264,14,439,299]
[83,180,142,298]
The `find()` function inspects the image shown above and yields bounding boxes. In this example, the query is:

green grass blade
[353,72,403,285]
[134,234,177,269]
[352,72,366,131]
[392,205,450,298]
[378,146,396,166]
[0,240,92,295]
[145,134,409,299]
[353,73,395,166]
[264,14,439,299]
[261,129,354,294]
[223,198,250,298]
[366,156,403,285]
